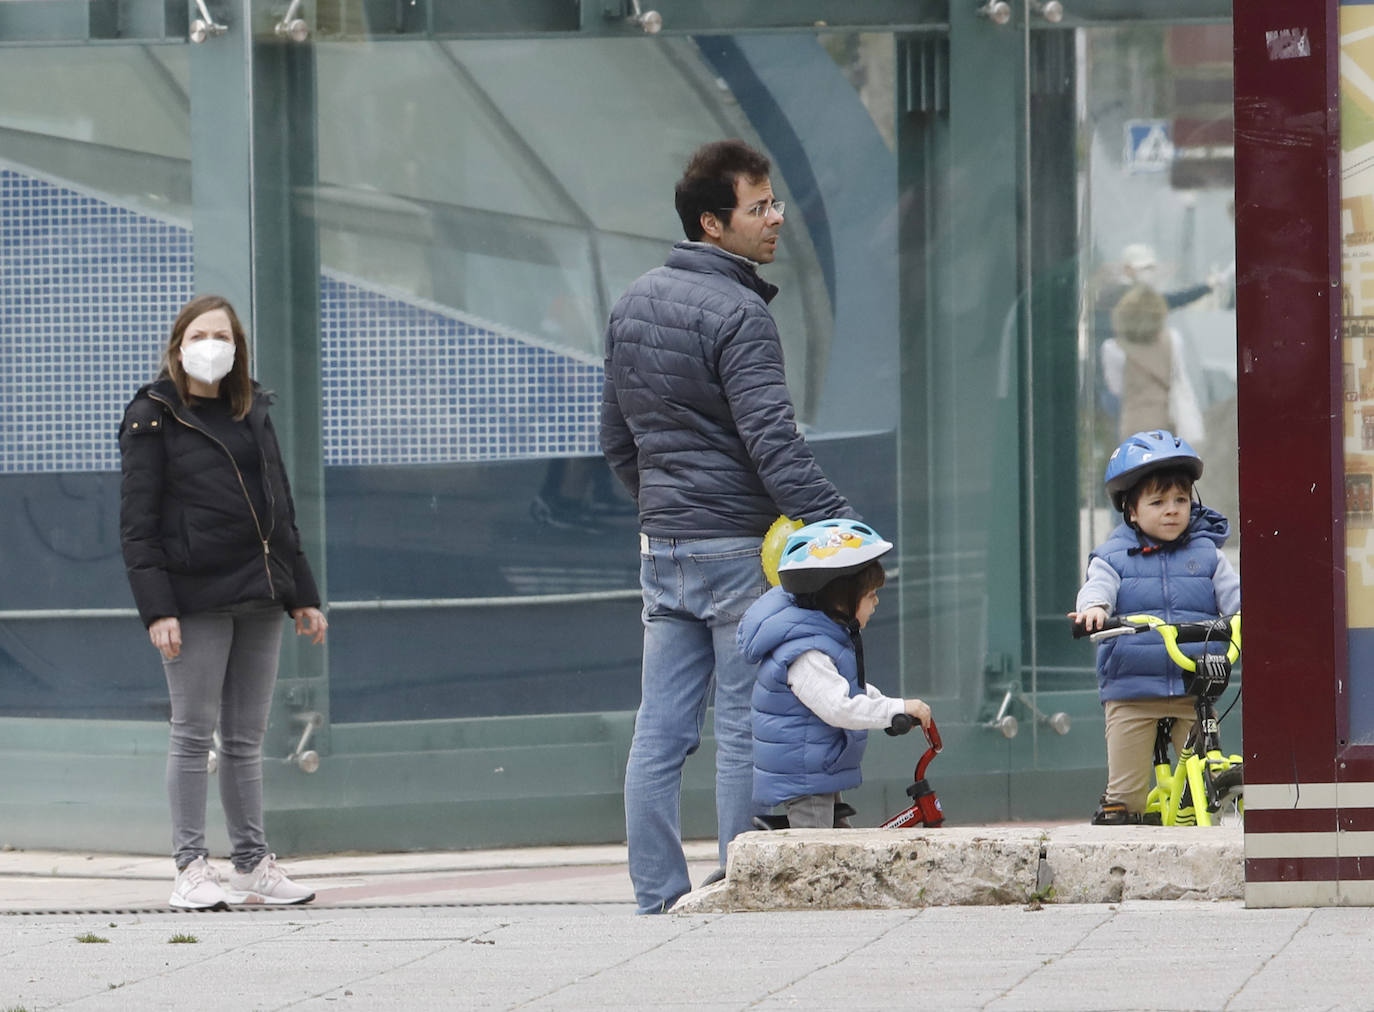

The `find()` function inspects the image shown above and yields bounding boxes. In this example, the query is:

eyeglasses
[714,199,785,220]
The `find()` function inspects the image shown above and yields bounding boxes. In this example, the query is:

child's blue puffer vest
[739,586,867,808]
[1092,504,1229,702]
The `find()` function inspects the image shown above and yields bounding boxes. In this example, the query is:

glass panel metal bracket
[275,0,308,41]
[982,656,1072,738]
[977,1,1012,26]
[189,0,226,41]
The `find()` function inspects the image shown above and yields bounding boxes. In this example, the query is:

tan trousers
[1103,696,1199,814]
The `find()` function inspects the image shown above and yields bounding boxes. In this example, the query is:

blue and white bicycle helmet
[776,519,893,595]
[1104,429,1203,513]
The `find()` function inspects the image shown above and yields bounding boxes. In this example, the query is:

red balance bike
[879,714,945,829]
[751,714,945,830]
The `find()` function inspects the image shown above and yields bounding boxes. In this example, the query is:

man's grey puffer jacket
[601,242,855,538]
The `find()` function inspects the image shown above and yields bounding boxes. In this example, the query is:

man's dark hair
[674,139,771,241]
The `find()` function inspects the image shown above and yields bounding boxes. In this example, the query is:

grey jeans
[785,792,846,829]
[162,600,283,872]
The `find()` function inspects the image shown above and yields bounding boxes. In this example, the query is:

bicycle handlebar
[885,713,942,753]
[1071,613,1241,672]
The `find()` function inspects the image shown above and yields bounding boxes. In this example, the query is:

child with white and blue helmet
[1068,429,1240,825]
[738,519,933,828]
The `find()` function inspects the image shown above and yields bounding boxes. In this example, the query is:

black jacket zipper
[149,390,277,599]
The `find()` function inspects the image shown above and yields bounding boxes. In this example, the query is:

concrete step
[672,824,1243,912]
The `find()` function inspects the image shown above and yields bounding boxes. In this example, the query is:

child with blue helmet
[1068,429,1240,825]
[738,519,933,828]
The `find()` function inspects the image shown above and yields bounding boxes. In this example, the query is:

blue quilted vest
[738,587,867,808]
[1092,505,1228,702]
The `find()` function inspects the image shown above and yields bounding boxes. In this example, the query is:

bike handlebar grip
[886,713,915,736]
[1072,616,1122,639]
[1168,616,1236,644]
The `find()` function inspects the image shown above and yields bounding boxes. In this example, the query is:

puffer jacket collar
[145,376,272,430]
[739,586,850,664]
[665,241,779,305]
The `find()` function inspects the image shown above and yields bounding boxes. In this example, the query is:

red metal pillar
[1234,2,1352,905]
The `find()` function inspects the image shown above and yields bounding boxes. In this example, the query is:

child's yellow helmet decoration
[761,515,804,587]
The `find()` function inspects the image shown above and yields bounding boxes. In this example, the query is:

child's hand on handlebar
[1068,606,1109,633]
[903,698,932,730]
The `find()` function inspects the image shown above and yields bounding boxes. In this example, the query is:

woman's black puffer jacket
[118,377,321,628]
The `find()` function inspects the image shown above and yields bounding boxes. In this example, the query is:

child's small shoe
[1091,796,1133,825]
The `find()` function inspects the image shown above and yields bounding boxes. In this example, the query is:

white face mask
[181,339,236,385]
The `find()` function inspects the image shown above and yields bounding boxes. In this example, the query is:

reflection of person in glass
[1101,283,1206,444]
[601,140,858,914]
[119,295,327,911]
[1092,243,1212,420]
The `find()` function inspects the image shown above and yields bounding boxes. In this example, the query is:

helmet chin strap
[835,614,867,689]
[796,594,867,688]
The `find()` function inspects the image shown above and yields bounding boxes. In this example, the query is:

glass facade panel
[0,5,1245,849]
[1075,25,1238,565]
[0,45,191,719]
[312,34,898,721]
[1025,19,1239,769]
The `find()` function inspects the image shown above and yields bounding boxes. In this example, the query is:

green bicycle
[1080,613,1243,827]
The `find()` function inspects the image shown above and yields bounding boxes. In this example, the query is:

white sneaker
[169,856,229,911]
[225,854,315,905]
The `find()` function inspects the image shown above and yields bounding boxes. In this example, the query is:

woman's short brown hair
[160,294,253,419]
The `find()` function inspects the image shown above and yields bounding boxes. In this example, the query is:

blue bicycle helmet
[1104,429,1203,512]
[776,519,893,595]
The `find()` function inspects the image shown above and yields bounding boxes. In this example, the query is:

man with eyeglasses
[601,138,859,914]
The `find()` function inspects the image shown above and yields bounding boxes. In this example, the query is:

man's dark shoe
[700,867,726,888]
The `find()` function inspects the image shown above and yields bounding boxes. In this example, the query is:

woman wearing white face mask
[118,294,327,911]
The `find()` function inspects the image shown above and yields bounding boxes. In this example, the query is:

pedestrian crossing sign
[1125,120,1174,173]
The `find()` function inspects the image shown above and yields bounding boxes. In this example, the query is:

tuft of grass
[75,932,110,943]
[168,932,199,944]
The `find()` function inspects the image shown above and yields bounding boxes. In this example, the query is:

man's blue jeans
[624,534,767,914]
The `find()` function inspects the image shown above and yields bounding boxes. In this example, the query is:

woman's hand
[149,617,182,660]
[903,698,932,729]
[291,606,328,645]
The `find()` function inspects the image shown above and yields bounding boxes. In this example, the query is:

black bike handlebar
[885,713,943,755]
[886,712,915,736]
[1071,613,1238,642]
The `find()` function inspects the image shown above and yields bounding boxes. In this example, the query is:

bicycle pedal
[1139,812,1162,825]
